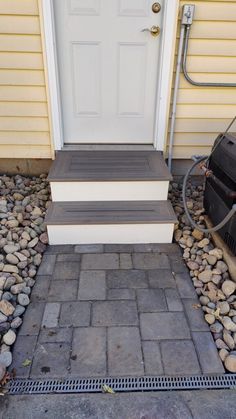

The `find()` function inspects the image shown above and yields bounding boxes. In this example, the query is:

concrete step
[45,201,177,245]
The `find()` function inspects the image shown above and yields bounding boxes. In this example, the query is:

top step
[48,150,172,182]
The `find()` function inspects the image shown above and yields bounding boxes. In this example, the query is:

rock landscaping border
[0,174,50,382]
[170,178,236,373]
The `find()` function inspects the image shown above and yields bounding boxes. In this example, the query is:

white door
[53,0,164,144]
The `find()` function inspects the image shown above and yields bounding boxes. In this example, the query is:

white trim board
[41,0,179,151]
[50,180,169,202]
[47,223,175,245]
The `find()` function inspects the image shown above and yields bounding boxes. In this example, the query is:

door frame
[40,0,179,151]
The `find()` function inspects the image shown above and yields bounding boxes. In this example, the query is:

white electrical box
[182,4,195,25]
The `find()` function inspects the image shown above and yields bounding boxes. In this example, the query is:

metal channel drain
[8,375,236,395]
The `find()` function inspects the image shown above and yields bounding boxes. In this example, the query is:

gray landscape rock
[0,351,12,367]
[17,293,30,306]
[3,329,16,345]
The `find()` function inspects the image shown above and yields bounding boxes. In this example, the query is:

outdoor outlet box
[182,4,195,25]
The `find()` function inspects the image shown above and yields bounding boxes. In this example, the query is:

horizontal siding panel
[177,89,236,104]
[178,73,236,88]
[174,118,233,133]
[0,86,46,102]
[177,22,236,39]
[171,146,212,159]
[0,131,50,144]
[0,69,45,85]
[180,1,236,21]
[177,39,236,57]
[0,52,43,69]
[176,105,236,119]
[0,0,38,15]
[0,145,52,159]
[0,102,48,117]
[180,56,236,73]
[0,16,40,34]
[173,132,219,146]
[0,117,49,131]
[0,131,50,145]
[0,34,42,52]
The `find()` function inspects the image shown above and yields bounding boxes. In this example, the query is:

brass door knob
[141,25,160,37]
[152,3,161,13]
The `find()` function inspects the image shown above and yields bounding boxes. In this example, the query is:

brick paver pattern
[12,244,224,378]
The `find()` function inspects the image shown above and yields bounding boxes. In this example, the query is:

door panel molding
[40,0,179,150]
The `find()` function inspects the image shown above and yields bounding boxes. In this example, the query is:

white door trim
[40,0,63,151]
[154,0,179,150]
[41,0,179,151]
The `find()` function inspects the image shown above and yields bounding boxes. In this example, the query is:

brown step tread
[48,150,172,182]
[45,201,177,225]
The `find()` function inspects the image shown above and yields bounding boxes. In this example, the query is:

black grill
[204,133,236,254]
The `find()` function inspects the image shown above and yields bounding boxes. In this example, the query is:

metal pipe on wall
[167,23,185,171]
[168,4,236,172]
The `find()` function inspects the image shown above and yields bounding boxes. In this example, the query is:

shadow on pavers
[1,390,236,419]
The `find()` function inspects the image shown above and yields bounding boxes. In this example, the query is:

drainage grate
[8,375,236,395]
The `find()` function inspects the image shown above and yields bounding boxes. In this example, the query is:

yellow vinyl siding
[167,0,236,159]
[0,0,52,159]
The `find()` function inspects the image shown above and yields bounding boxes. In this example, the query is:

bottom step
[45,201,177,245]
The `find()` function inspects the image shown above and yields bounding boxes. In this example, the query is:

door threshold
[62,144,155,151]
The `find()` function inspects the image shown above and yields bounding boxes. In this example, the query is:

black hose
[182,157,236,233]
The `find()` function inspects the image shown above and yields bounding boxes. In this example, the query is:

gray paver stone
[175,273,198,299]
[137,289,167,312]
[108,327,144,376]
[70,327,106,376]
[104,244,134,253]
[37,254,56,276]
[78,271,106,300]
[168,254,189,274]
[192,332,225,373]
[132,253,170,269]
[18,302,45,336]
[165,288,183,311]
[107,289,136,300]
[57,254,80,262]
[107,270,148,288]
[120,254,132,269]
[38,327,73,344]
[160,340,201,375]
[92,301,138,326]
[11,335,37,378]
[45,245,75,254]
[42,303,61,328]
[59,302,91,327]
[30,342,71,378]
[75,245,104,254]
[151,243,182,254]
[133,244,153,252]
[82,253,119,270]
[140,312,191,340]
[148,269,177,289]
[53,261,80,280]
[48,280,78,302]
[30,275,51,302]
[142,341,164,375]
[182,299,209,331]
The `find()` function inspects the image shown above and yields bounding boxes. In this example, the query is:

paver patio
[11,244,225,378]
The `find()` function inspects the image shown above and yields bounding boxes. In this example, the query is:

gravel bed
[169,178,236,373]
[0,174,50,381]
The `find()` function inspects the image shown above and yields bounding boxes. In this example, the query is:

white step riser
[47,223,175,245]
[50,181,169,202]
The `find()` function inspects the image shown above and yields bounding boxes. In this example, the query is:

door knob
[141,25,160,37]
